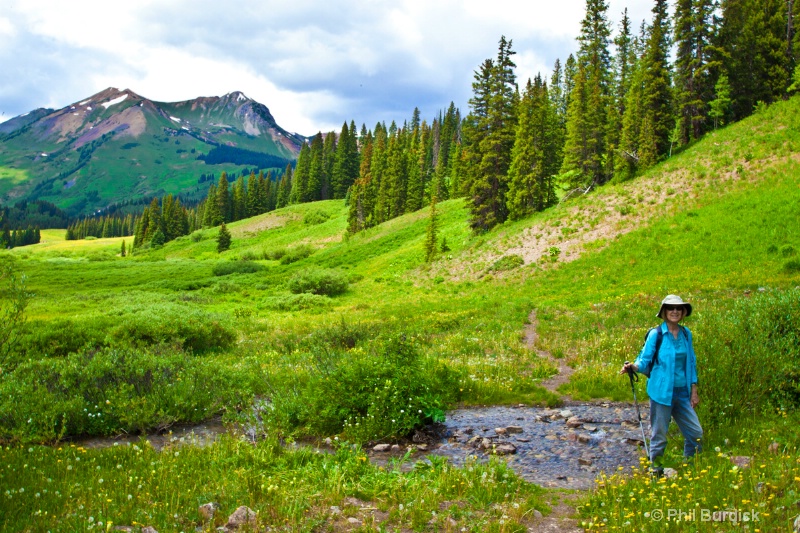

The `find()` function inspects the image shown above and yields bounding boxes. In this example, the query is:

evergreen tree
[306,132,325,202]
[424,195,439,262]
[232,173,247,221]
[277,165,292,209]
[217,223,231,253]
[464,36,518,232]
[638,0,673,168]
[607,9,635,177]
[507,75,560,219]
[290,143,310,204]
[560,0,613,189]
[322,131,337,200]
[246,171,259,217]
[120,240,126,257]
[216,172,231,223]
[674,0,715,144]
[709,73,733,128]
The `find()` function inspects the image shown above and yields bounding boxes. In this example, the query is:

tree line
[0,226,41,249]
[130,0,794,248]
[65,214,137,240]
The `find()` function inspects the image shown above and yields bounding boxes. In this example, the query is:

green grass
[2,96,800,531]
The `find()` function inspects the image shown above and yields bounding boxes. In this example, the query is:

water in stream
[77,403,650,490]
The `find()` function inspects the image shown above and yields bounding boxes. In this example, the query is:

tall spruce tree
[507,75,560,220]
[560,0,613,189]
[638,0,673,168]
[674,0,715,144]
[464,36,518,232]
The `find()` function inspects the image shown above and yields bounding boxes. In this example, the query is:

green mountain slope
[0,88,304,215]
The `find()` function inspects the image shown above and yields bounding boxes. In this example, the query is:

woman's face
[664,306,685,324]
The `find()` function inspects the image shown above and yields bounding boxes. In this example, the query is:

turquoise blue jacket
[634,322,698,406]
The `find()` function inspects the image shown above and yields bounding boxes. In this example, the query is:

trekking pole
[624,361,650,459]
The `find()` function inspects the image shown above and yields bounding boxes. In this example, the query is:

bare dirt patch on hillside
[232,213,297,237]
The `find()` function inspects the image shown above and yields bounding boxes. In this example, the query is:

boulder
[565,417,583,428]
[391,444,401,452]
[225,506,256,530]
[494,444,517,455]
[372,443,392,452]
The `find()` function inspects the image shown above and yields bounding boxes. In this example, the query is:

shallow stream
[77,403,650,490]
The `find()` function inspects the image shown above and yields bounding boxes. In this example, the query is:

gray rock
[391,444,401,452]
[225,506,256,530]
[560,410,574,419]
[577,434,591,444]
[730,456,752,469]
[347,517,361,524]
[506,425,524,434]
[584,425,598,432]
[142,528,158,533]
[794,514,800,533]
[664,468,678,479]
[479,438,493,450]
[494,444,517,455]
[417,444,428,451]
[566,417,583,428]
[495,427,508,435]
[373,443,392,452]
[533,509,543,519]
[330,506,341,515]
[198,502,219,521]
[578,456,593,466]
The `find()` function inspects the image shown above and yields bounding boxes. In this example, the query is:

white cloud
[0,0,658,133]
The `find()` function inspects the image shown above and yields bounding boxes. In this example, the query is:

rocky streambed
[78,402,650,490]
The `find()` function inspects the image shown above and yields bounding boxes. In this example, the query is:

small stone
[533,510,543,519]
[756,482,764,493]
[373,443,392,452]
[565,416,583,428]
[142,528,158,533]
[516,437,530,443]
[464,427,474,434]
[730,456,752,469]
[495,427,507,435]
[330,506,341,515]
[466,436,482,446]
[417,443,428,451]
[565,433,579,442]
[578,457,593,466]
[324,437,333,446]
[347,517,361,524]
[113,527,134,532]
[391,444,401,452]
[506,425,523,434]
[545,434,557,441]
[479,438,493,450]
[793,514,800,533]
[198,502,219,521]
[225,506,256,530]
[664,468,678,479]
[768,441,781,454]
[494,444,517,455]
[584,425,598,432]
[577,434,591,444]
[559,409,573,419]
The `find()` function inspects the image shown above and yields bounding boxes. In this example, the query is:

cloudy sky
[0,0,655,136]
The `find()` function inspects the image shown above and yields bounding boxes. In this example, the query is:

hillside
[1,96,800,532]
[0,88,304,216]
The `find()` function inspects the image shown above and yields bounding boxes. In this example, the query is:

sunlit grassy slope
[4,93,800,533]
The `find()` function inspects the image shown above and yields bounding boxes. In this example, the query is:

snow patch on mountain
[102,94,128,109]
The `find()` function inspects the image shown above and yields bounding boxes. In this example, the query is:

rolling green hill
[0,88,304,216]
[1,95,799,532]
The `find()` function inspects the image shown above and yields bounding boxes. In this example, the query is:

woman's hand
[690,384,700,408]
[619,361,638,375]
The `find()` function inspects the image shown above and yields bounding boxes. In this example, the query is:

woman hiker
[620,295,703,476]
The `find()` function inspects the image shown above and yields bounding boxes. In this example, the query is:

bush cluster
[268,334,460,443]
[0,346,264,442]
[698,289,800,424]
[212,260,264,276]
[261,293,331,311]
[303,209,331,225]
[489,254,525,272]
[287,268,349,296]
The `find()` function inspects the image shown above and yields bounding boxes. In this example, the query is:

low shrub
[106,303,236,353]
[288,268,349,296]
[14,316,111,360]
[279,245,315,265]
[0,346,263,442]
[261,293,331,311]
[262,247,287,261]
[490,254,525,272]
[784,259,800,273]
[212,260,264,276]
[781,244,797,257]
[273,334,461,442]
[303,209,331,225]
[699,289,800,425]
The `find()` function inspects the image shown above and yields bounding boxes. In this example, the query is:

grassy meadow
[1,96,799,531]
